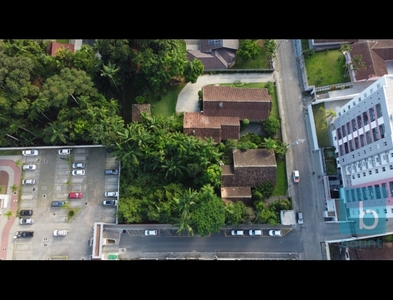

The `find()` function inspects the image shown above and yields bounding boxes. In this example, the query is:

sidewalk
[0,159,21,260]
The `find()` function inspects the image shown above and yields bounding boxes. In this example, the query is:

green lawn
[272,158,287,196]
[233,39,269,69]
[150,83,187,118]
[56,39,70,44]
[0,150,20,155]
[305,49,348,86]
[312,103,330,147]
[324,148,337,175]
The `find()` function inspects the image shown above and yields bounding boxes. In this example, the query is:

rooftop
[233,148,276,168]
[203,86,271,102]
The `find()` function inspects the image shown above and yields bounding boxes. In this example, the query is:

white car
[22,150,38,156]
[249,230,262,236]
[145,230,158,236]
[22,164,36,171]
[53,230,68,236]
[293,170,300,183]
[19,218,34,225]
[231,230,244,236]
[72,163,85,168]
[103,199,118,206]
[268,230,282,237]
[22,179,36,185]
[72,169,85,176]
[58,149,71,155]
[105,191,119,197]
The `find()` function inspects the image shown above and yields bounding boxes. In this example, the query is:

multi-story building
[332,75,393,229]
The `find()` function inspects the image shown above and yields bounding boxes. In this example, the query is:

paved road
[176,73,274,112]
[118,227,303,259]
[275,40,326,260]
[0,160,20,260]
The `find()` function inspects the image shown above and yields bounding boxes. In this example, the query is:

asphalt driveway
[176,73,275,113]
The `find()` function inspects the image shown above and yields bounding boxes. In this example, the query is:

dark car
[103,199,118,206]
[14,231,34,239]
[20,210,33,216]
[105,169,119,175]
[51,201,67,207]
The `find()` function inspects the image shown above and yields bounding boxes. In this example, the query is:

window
[363,172,366,177]
[376,169,379,173]
[372,127,379,142]
[382,183,388,198]
[384,141,388,146]
[383,167,386,172]
[357,115,363,128]
[342,125,346,137]
[364,93,368,97]
[379,124,385,138]
[390,181,393,197]
[337,128,342,139]
[368,186,374,200]
[375,185,381,199]
[369,170,372,175]
[390,165,393,170]
[369,107,375,122]
[366,131,372,144]
[352,119,357,131]
[356,188,362,201]
[360,134,365,147]
[385,209,387,214]
[376,103,382,118]
[363,111,369,125]
[362,187,368,200]
[357,174,361,178]
[347,122,351,135]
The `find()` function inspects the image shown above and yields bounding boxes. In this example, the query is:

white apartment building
[332,75,393,220]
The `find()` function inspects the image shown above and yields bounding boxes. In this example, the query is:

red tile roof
[350,40,393,81]
[46,41,75,56]
[202,86,271,121]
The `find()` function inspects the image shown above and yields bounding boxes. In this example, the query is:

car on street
[105,169,119,175]
[20,210,33,216]
[69,192,83,199]
[103,199,118,206]
[22,179,36,185]
[231,230,244,236]
[58,149,71,155]
[293,170,300,183]
[268,230,282,237]
[22,150,38,156]
[72,162,85,169]
[19,218,34,225]
[249,230,262,236]
[14,231,34,238]
[145,230,158,236]
[72,169,85,176]
[53,230,68,236]
[51,201,67,207]
[22,164,36,171]
[297,212,304,224]
[104,191,119,197]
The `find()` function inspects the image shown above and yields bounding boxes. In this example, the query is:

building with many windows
[332,75,393,228]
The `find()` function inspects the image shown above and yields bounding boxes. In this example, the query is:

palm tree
[44,122,69,144]
[261,137,277,150]
[173,188,197,236]
[100,61,121,93]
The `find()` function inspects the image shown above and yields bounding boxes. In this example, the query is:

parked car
[103,199,118,206]
[13,231,34,238]
[293,170,300,183]
[72,162,85,169]
[22,179,36,185]
[231,230,244,236]
[249,230,262,236]
[145,230,158,236]
[22,164,36,171]
[104,191,119,197]
[51,201,67,207]
[19,218,34,225]
[69,192,83,199]
[105,169,119,175]
[297,212,304,224]
[20,210,33,216]
[268,230,282,237]
[53,230,68,236]
[72,169,85,176]
[22,150,38,156]
[58,149,71,155]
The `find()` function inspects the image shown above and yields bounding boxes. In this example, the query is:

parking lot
[8,146,120,260]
